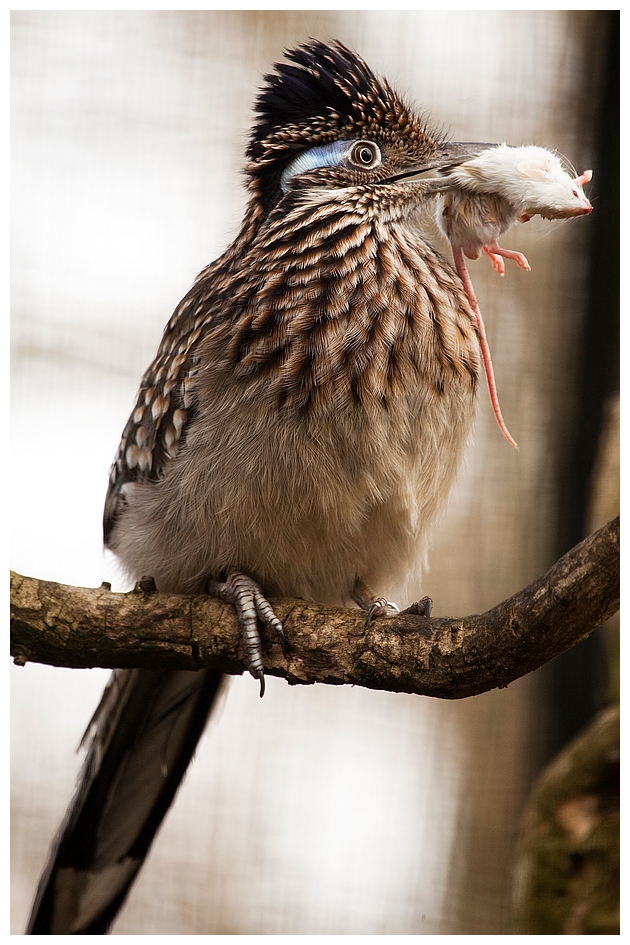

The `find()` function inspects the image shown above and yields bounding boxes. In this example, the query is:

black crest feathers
[246,40,421,163]
[248,41,385,159]
[244,40,439,208]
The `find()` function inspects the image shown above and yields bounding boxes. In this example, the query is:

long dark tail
[26,667,224,934]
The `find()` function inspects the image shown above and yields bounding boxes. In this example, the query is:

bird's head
[246,40,490,213]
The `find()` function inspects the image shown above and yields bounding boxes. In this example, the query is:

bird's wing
[103,280,215,546]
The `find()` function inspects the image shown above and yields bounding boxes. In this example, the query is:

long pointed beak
[392,141,500,182]
[429,141,500,172]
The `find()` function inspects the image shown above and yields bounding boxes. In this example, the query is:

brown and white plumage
[28,40,488,933]
[106,190,479,602]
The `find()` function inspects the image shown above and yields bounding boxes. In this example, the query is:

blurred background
[11,10,619,934]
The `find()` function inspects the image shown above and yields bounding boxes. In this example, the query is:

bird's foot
[208,572,286,697]
[402,596,434,618]
[352,578,399,627]
[364,597,400,626]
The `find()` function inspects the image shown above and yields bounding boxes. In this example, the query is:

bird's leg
[207,572,286,697]
[483,241,530,273]
[352,577,400,627]
[452,245,518,449]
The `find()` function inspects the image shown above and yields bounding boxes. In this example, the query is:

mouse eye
[572,188,580,198]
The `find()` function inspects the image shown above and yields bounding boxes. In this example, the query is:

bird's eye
[280,139,383,193]
[348,141,381,169]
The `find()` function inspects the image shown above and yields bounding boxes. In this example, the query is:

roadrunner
[28,40,490,933]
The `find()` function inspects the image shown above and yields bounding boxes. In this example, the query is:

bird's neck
[199,194,482,415]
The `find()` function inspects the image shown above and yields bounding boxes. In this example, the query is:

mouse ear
[516,159,554,182]
[574,169,592,187]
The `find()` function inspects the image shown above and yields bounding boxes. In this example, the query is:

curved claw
[208,572,284,694]
[352,578,399,627]
[416,596,433,618]
[364,597,400,627]
[400,596,434,618]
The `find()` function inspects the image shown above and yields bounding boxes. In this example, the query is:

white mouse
[437,144,592,274]
[435,145,593,449]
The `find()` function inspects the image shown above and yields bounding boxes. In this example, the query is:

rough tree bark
[10,516,619,700]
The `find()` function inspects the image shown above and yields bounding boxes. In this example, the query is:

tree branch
[10,516,619,699]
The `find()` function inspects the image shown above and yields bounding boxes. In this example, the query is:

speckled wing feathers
[103,275,215,543]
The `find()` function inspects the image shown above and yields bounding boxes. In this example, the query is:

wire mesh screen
[11,10,616,934]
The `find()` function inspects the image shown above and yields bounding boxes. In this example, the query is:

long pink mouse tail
[452,246,518,449]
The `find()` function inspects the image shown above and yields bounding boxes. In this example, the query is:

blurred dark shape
[542,10,619,758]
